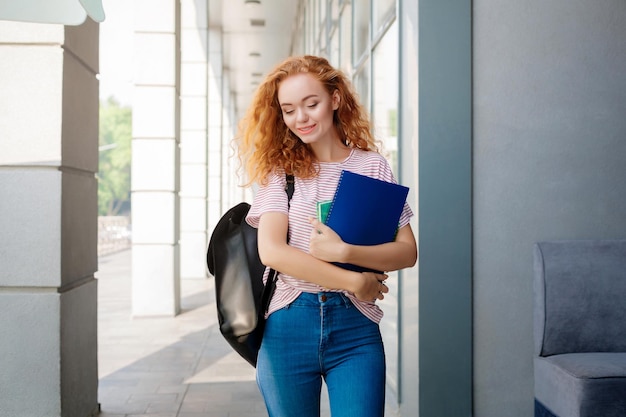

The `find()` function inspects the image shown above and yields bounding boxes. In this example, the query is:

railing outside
[98,216,131,256]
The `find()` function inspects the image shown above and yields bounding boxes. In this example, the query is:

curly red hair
[236,55,379,186]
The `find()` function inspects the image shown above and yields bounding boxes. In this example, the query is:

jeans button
[320,294,327,302]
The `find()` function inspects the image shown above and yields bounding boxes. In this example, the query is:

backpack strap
[285,174,294,204]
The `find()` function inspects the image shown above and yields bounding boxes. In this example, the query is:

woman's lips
[297,124,316,134]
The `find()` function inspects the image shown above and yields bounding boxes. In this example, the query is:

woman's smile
[297,124,316,134]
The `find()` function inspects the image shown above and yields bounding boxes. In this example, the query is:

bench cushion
[534,353,626,417]
[534,240,626,357]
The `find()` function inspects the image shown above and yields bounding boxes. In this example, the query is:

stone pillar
[0,20,99,417]
[180,0,209,279]
[221,69,237,207]
[207,28,224,231]
[131,0,181,316]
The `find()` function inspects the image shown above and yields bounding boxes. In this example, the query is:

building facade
[2,0,626,416]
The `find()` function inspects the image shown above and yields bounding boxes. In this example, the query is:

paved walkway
[97,249,268,417]
[96,249,397,417]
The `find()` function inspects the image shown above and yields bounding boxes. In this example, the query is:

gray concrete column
[0,20,99,417]
[131,0,181,316]
[416,0,473,416]
[180,0,209,279]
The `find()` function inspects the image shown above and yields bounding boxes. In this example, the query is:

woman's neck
[311,134,351,163]
[313,143,351,163]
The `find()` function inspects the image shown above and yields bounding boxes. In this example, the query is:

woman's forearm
[309,221,417,272]
[258,211,392,301]
[342,240,417,272]
[260,241,357,291]
[260,241,388,302]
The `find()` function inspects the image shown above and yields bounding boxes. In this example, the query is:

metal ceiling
[210,0,300,120]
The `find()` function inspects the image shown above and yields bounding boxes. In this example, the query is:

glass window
[319,0,327,55]
[330,26,340,68]
[300,12,307,54]
[353,58,370,113]
[352,0,371,65]
[294,13,305,55]
[372,21,399,395]
[299,13,306,54]
[339,3,352,75]
[373,22,399,172]
[330,0,340,23]
[312,0,319,53]
[305,0,312,53]
[372,0,395,35]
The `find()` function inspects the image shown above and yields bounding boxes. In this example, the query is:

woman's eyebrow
[280,94,320,107]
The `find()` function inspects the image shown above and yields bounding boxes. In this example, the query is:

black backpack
[206,175,294,367]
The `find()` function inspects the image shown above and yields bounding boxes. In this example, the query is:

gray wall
[473,1,626,415]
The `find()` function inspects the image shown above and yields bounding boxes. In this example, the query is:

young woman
[237,55,417,417]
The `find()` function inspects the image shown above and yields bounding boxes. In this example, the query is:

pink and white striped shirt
[246,148,413,323]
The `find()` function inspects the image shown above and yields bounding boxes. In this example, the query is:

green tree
[98,97,131,216]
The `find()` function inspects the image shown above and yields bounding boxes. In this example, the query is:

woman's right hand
[352,272,389,302]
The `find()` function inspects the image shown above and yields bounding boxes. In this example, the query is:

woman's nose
[296,108,308,122]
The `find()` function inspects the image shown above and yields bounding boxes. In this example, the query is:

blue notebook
[325,170,409,273]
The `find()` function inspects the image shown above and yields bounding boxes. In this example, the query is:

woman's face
[277,73,340,146]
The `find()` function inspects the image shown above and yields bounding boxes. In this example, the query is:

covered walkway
[96,249,397,416]
[97,249,265,417]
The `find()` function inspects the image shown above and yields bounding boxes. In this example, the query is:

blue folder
[325,170,409,273]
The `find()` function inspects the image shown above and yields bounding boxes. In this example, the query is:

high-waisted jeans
[256,292,386,417]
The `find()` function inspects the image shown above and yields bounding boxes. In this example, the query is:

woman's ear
[332,90,340,110]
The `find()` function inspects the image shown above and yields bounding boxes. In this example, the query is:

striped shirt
[246,148,414,323]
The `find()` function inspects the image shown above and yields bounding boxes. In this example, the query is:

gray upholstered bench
[533,240,626,417]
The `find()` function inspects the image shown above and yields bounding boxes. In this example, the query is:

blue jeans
[256,292,386,417]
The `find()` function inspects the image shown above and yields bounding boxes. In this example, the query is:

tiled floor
[97,249,266,417]
[96,249,397,417]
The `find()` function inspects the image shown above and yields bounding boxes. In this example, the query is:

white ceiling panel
[219,0,299,119]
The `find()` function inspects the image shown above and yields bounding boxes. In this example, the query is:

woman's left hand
[308,217,346,263]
